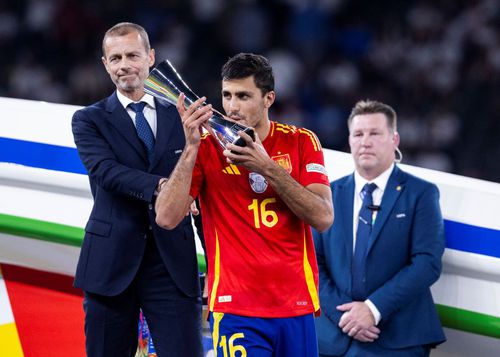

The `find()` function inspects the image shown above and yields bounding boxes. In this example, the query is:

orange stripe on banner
[2,264,85,357]
[0,322,24,356]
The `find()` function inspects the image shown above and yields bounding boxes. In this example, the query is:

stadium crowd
[0,0,498,181]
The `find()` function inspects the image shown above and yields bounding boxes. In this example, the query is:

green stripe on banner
[0,213,83,247]
[436,304,500,339]
[0,213,206,272]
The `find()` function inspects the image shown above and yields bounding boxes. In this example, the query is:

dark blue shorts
[209,312,318,357]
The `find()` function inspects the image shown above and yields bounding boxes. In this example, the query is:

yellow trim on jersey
[298,128,321,152]
[273,123,321,152]
[303,235,320,312]
[209,231,221,311]
[211,312,225,357]
[275,122,297,134]
[222,164,241,175]
[269,121,275,137]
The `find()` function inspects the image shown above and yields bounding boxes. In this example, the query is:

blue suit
[313,166,445,356]
[72,92,202,356]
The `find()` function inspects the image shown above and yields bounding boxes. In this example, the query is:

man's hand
[337,301,380,342]
[188,200,199,216]
[352,325,380,342]
[176,93,212,148]
[223,131,273,174]
[224,129,333,232]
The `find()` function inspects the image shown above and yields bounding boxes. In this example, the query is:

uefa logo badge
[249,172,268,193]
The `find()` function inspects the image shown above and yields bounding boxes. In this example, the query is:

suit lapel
[105,92,147,161]
[150,98,176,170]
[367,166,405,254]
[339,175,355,270]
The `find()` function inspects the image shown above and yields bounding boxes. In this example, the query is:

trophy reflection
[144,60,254,150]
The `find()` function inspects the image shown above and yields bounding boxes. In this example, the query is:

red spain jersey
[190,121,330,317]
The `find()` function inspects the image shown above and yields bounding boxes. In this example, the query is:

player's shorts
[209,312,318,357]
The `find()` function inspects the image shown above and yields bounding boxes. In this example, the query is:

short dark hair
[348,100,397,132]
[221,53,274,95]
[102,22,150,56]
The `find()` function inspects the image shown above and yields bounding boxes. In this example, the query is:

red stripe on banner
[2,264,85,357]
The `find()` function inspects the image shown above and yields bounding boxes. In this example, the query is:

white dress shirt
[352,163,395,325]
[116,90,157,138]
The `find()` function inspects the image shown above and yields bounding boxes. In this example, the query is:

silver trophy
[144,60,254,149]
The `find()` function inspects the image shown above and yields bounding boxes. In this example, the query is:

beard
[115,74,143,92]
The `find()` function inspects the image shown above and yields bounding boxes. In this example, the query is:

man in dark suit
[72,22,202,356]
[313,100,445,356]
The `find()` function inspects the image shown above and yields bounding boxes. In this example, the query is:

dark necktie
[352,182,378,300]
[129,102,155,163]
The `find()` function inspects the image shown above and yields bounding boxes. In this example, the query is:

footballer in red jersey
[190,121,329,318]
[156,53,333,357]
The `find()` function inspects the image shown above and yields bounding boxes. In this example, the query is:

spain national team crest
[249,172,268,193]
[272,154,292,174]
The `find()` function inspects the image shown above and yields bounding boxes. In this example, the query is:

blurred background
[0,0,498,181]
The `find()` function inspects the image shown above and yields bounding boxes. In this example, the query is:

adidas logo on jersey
[222,164,241,175]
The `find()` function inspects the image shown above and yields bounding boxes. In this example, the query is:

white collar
[116,90,156,110]
[354,163,394,196]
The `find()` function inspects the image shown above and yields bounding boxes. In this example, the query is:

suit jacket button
[143,233,147,239]
[148,203,153,210]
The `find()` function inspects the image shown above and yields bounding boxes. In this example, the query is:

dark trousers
[83,237,202,357]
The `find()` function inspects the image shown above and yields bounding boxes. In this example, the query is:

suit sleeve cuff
[365,299,381,325]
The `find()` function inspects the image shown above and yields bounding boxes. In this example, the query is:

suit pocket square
[396,213,406,218]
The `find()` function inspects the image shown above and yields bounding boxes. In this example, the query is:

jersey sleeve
[297,128,330,187]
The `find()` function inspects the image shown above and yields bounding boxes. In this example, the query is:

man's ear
[102,56,110,74]
[149,48,155,67]
[264,91,275,108]
[393,131,400,147]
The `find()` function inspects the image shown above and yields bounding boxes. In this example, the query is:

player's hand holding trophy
[144,60,255,150]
